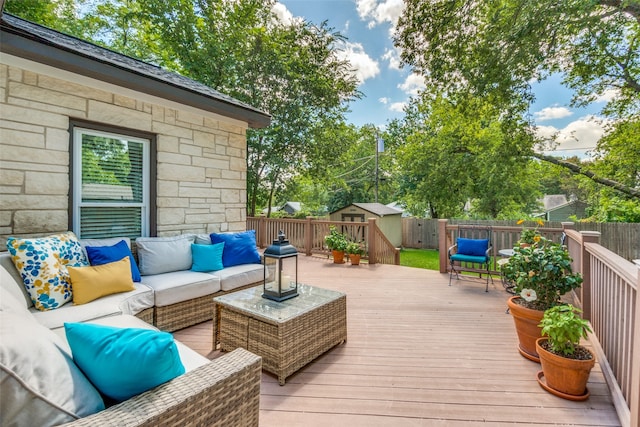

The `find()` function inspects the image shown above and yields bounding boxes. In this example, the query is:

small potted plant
[536,304,595,400]
[517,219,544,247]
[324,226,348,264]
[345,241,366,265]
[500,238,583,361]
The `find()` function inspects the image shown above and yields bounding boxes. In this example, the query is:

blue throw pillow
[64,323,185,402]
[210,230,261,268]
[191,242,225,272]
[86,240,141,282]
[457,238,489,257]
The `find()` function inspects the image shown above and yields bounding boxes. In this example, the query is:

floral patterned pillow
[6,232,88,311]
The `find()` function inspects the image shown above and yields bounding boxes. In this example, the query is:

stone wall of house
[0,60,250,248]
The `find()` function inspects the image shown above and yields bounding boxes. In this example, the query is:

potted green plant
[325,226,348,264]
[345,241,366,265]
[501,237,582,362]
[536,304,595,400]
[516,219,544,247]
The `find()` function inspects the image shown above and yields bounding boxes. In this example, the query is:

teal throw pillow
[191,242,225,272]
[210,230,261,267]
[64,323,185,402]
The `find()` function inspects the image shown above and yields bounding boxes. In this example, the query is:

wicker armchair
[62,348,262,427]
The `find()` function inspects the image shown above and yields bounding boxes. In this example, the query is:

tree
[394,0,640,202]
[130,0,360,216]
[394,0,639,119]
[390,94,540,219]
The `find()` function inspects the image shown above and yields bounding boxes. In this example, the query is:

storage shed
[330,203,402,247]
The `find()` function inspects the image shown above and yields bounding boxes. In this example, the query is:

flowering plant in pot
[500,238,582,361]
[345,241,366,265]
[517,219,544,246]
[536,304,595,400]
[325,226,348,264]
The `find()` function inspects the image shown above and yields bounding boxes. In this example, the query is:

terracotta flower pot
[536,338,595,400]
[507,296,544,362]
[349,254,361,265]
[332,250,345,264]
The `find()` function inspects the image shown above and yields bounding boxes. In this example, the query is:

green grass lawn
[399,248,440,270]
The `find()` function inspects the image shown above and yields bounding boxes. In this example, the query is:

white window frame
[72,126,151,239]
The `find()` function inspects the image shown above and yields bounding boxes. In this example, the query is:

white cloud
[594,88,619,103]
[335,41,380,85]
[389,102,406,112]
[534,116,606,155]
[272,3,295,25]
[398,73,425,96]
[356,0,405,30]
[379,97,390,104]
[534,106,573,122]
[382,48,402,70]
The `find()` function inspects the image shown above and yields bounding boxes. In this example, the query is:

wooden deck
[174,255,621,426]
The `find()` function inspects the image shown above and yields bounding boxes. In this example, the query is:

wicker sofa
[0,232,265,333]
[0,244,262,426]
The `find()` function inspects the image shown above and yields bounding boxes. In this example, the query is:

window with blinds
[72,127,150,239]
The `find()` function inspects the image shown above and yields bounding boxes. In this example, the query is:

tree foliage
[388,94,540,218]
[394,0,640,118]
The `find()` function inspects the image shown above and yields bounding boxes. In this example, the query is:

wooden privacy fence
[405,218,640,261]
[246,216,400,265]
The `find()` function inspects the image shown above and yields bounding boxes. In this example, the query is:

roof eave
[0,22,271,129]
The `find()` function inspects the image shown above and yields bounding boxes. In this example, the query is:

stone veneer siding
[0,60,251,249]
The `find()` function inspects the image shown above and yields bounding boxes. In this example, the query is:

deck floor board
[174,255,621,426]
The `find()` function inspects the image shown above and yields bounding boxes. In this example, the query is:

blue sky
[276,0,611,159]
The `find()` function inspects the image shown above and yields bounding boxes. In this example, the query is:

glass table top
[213,284,344,323]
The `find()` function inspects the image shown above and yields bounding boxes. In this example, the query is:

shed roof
[0,13,271,128]
[333,203,402,217]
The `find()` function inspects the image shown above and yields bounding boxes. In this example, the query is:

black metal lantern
[263,231,298,302]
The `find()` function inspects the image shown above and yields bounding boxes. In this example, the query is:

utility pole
[375,134,384,203]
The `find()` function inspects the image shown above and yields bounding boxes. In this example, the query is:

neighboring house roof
[281,202,302,212]
[541,194,568,211]
[333,202,402,217]
[0,13,271,128]
[545,200,588,214]
[386,201,411,217]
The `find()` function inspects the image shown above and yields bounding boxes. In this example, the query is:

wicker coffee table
[212,284,347,385]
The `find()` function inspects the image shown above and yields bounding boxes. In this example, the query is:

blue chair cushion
[450,253,488,264]
[456,238,489,257]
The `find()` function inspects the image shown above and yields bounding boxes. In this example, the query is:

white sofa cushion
[31,282,154,330]
[135,235,195,275]
[211,263,264,291]
[0,264,30,314]
[0,311,105,427]
[0,254,32,308]
[142,270,221,307]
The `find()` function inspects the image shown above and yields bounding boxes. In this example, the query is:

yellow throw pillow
[68,257,135,305]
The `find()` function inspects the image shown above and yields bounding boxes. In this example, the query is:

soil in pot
[507,296,543,362]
